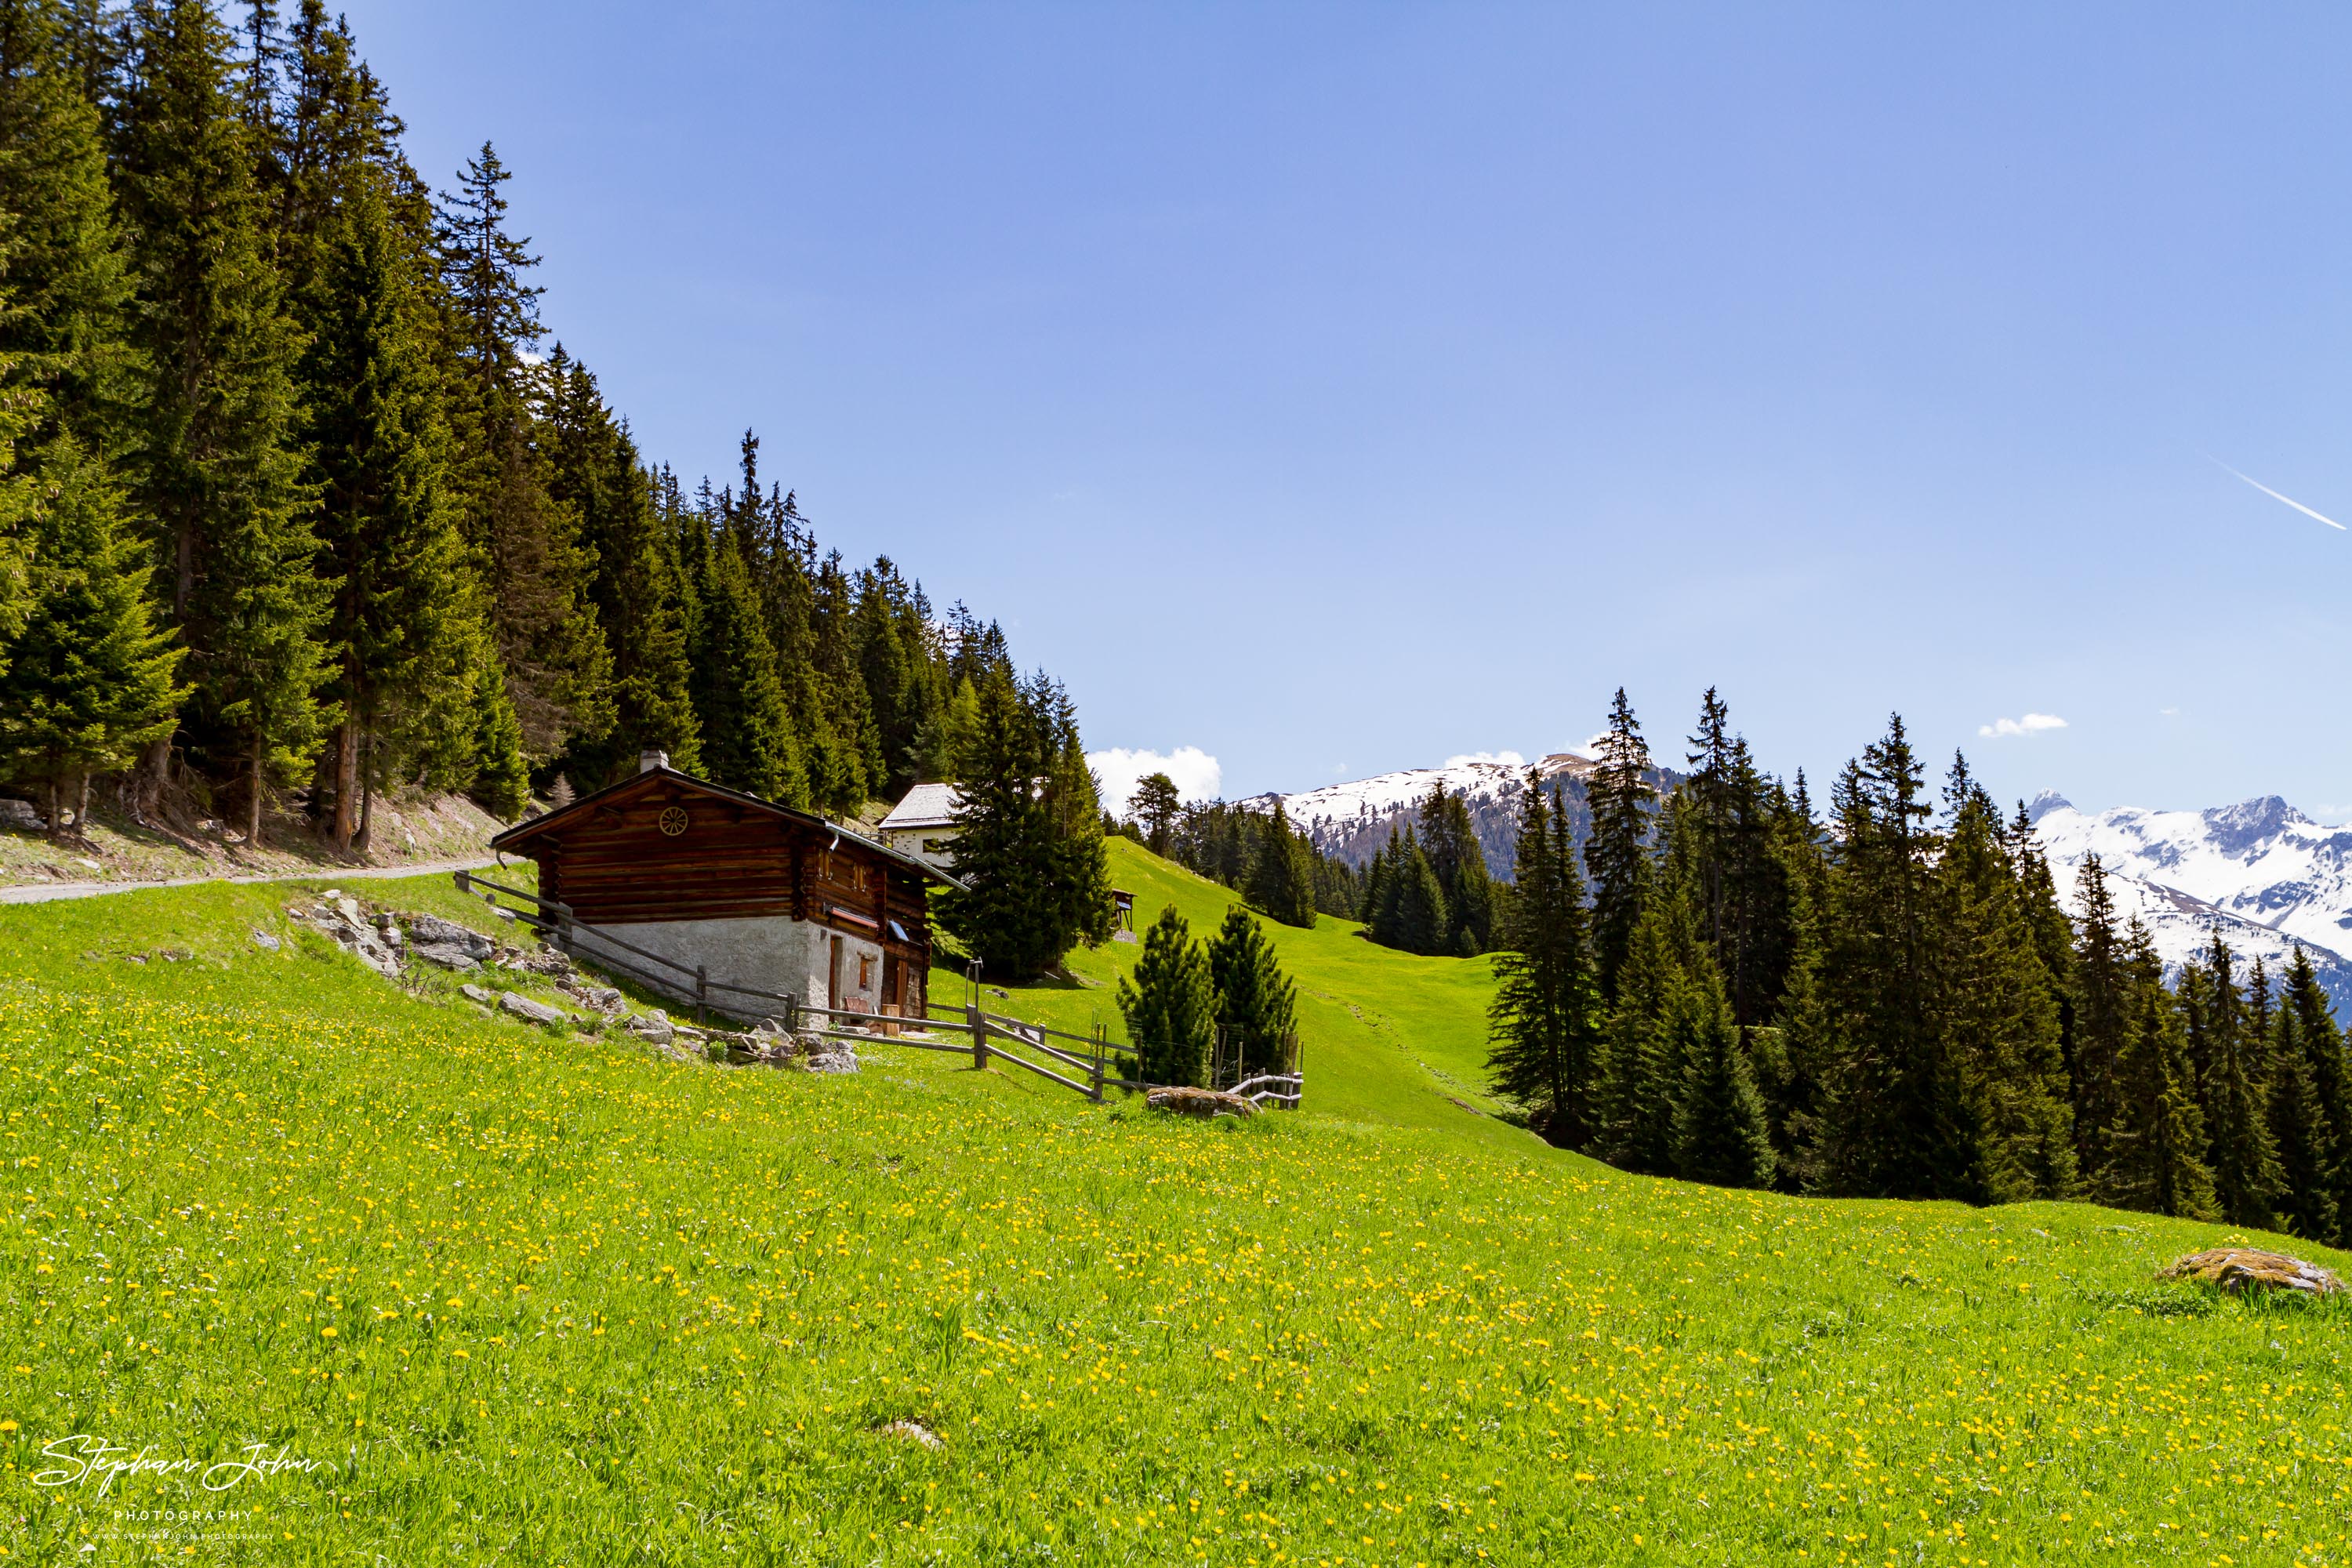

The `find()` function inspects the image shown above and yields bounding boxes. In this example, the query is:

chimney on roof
[639,749,670,774]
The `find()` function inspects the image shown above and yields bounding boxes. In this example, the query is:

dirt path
[0,856,501,906]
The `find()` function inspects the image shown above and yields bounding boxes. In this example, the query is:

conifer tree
[2279,945,2352,1243]
[1934,779,2074,1203]
[2186,931,2285,1229]
[1486,775,1599,1145]
[1670,960,1775,1189]
[466,657,528,819]
[1586,687,1653,1000]
[1128,771,1181,855]
[0,437,182,833]
[2082,918,2215,1219]
[0,0,136,453]
[2267,963,2338,1243]
[434,140,610,757]
[1037,688,1116,954]
[1411,782,1494,953]
[686,525,800,803]
[2069,855,2136,1198]
[1592,893,1684,1174]
[1812,716,1956,1199]
[543,350,699,783]
[117,0,327,842]
[1206,905,1298,1082]
[1117,903,1213,1088]
[1369,825,1447,956]
[299,172,470,849]
[938,676,1063,978]
[1244,800,1318,928]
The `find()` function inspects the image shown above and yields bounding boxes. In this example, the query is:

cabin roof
[491,766,967,890]
[879,782,964,832]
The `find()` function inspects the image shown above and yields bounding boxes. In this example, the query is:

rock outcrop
[2159,1247,2345,1297]
[1146,1086,1257,1119]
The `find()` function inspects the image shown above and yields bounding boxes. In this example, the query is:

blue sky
[338,2,2352,815]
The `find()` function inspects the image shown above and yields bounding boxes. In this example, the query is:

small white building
[877,782,964,873]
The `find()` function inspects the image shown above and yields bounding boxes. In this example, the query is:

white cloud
[1978,713,2068,739]
[1088,746,1223,812]
[1442,750,1526,770]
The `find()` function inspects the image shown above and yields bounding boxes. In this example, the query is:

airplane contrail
[2209,456,2347,532]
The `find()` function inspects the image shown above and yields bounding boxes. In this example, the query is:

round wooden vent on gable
[659,806,689,837]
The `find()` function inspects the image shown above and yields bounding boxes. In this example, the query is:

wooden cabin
[488,756,963,1021]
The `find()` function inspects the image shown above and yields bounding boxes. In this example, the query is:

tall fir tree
[1592,885,1686,1174]
[1417,781,1495,954]
[2184,931,2285,1229]
[1586,686,1653,1001]
[298,171,471,848]
[2067,854,2132,1194]
[0,437,182,832]
[0,0,136,456]
[2279,944,2352,1245]
[1934,777,2075,1203]
[434,140,609,759]
[1244,800,1318,928]
[1486,775,1600,1146]
[2267,957,2339,1244]
[1812,716,1957,1199]
[117,0,327,842]
[543,349,699,783]
[684,517,800,803]
[1669,959,1775,1189]
[1206,905,1298,1083]
[938,676,1063,978]
[1117,903,1213,1088]
[1128,771,1181,855]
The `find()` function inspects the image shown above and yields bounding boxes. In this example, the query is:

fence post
[785,993,799,1036]
[696,964,708,1029]
[1091,1022,1105,1103]
[968,1004,988,1069]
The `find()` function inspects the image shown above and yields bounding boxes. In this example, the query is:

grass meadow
[0,852,2348,1563]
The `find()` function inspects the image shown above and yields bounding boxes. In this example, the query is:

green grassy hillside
[1,869,2349,1563]
[932,838,1526,1147]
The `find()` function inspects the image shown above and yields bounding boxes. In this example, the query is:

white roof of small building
[880,782,964,831]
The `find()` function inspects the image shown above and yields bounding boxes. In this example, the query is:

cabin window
[858,953,874,990]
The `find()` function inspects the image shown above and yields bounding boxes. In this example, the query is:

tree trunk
[76,771,92,845]
[355,728,374,857]
[45,774,63,844]
[248,733,266,850]
[332,717,357,851]
[129,737,172,825]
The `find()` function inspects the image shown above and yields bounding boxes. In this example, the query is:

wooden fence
[448,869,1302,1110]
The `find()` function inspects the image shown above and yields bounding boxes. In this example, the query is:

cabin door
[882,953,900,1012]
[828,935,844,1010]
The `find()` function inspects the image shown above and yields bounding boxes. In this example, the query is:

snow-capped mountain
[1242,750,1636,879]
[2030,793,2352,1011]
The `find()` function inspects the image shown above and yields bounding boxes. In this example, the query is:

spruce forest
[0,0,1076,864]
[1486,684,2352,1245]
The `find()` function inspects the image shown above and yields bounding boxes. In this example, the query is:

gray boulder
[412,943,480,971]
[406,913,494,960]
[500,992,568,1025]
[626,1009,675,1044]
[564,983,625,1014]
[805,1049,859,1075]
[0,797,42,831]
[249,931,281,953]
[460,983,495,1006]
